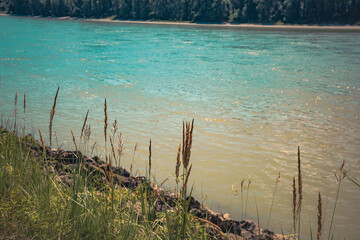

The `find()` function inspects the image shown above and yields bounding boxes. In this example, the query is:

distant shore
[2,13,360,31]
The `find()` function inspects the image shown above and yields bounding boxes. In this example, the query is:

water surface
[1,15,360,239]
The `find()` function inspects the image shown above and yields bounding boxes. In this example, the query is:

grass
[0,127,215,240]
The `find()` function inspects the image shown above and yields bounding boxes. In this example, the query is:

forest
[0,0,359,25]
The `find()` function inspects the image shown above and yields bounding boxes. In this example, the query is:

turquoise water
[1,15,360,239]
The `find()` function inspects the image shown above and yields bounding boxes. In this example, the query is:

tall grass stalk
[244,176,252,219]
[254,195,261,237]
[292,176,297,234]
[13,91,18,132]
[327,161,347,240]
[49,86,59,146]
[240,178,245,219]
[346,175,360,188]
[297,145,303,240]
[109,136,116,165]
[148,139,152,180]
[117,133,123,167]
[104,98,108,144]
[70,128,78,156]
[317,191,322,240]
[22,93,26,136]
[267,172,280,229]
[130,143,137,175]
[175,142,181,194]
[38,128,45,150]
[15,90,18,105]
[80,110,89,142]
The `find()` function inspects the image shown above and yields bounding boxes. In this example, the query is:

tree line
[0,0,359,24]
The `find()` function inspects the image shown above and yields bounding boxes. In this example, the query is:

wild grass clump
[0,128,212,240]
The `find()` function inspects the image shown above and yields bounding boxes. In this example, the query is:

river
[0,15,359,239]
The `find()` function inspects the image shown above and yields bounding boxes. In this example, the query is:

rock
[56,174,72,186]
[112,166,130,177]
[17,132,283,240]
[226,233,244,240]
[83,157,97,165]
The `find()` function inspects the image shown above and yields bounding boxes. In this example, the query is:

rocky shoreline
[19,131,282,240]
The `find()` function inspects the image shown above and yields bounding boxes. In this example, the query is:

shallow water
[1,15,360,239]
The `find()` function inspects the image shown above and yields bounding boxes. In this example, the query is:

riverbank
[1,13,360,31]
[0,128,282,239]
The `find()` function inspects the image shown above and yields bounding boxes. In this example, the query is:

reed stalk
[38,128,46,160]
[104,98,108,162]
[254,195,261,237]
[241,178,245,219]
[90,142,96,156]
[104,99,108,143]
[22,93,26,136]
[182,164,192,196]
[23,93,26,114]
[15,91,18,106]
[49,87,60,146]
[80,110,89,142]
[54,131,59,149]
[70,128,78,157]
[148,139,151,179]
[84,124,91,151]
[130,143,137,175]
[182,119,194,170]
[109,136,116,165]
[292,176,297,234]
[317,191,322,240]
[327,161,347,240]
[38,128,45,150]
[267,172,280,229]
[112,119,118,136]
[175,142,181,184]
[117,133,123,166]
[13,91,18,132]
[108,154,114,186]
[244,176,252,219]
[297,145,303,239]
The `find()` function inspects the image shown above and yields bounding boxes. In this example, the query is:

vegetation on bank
[0,0,359,25]
[0,126,220,239]
[0,87,359,239]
